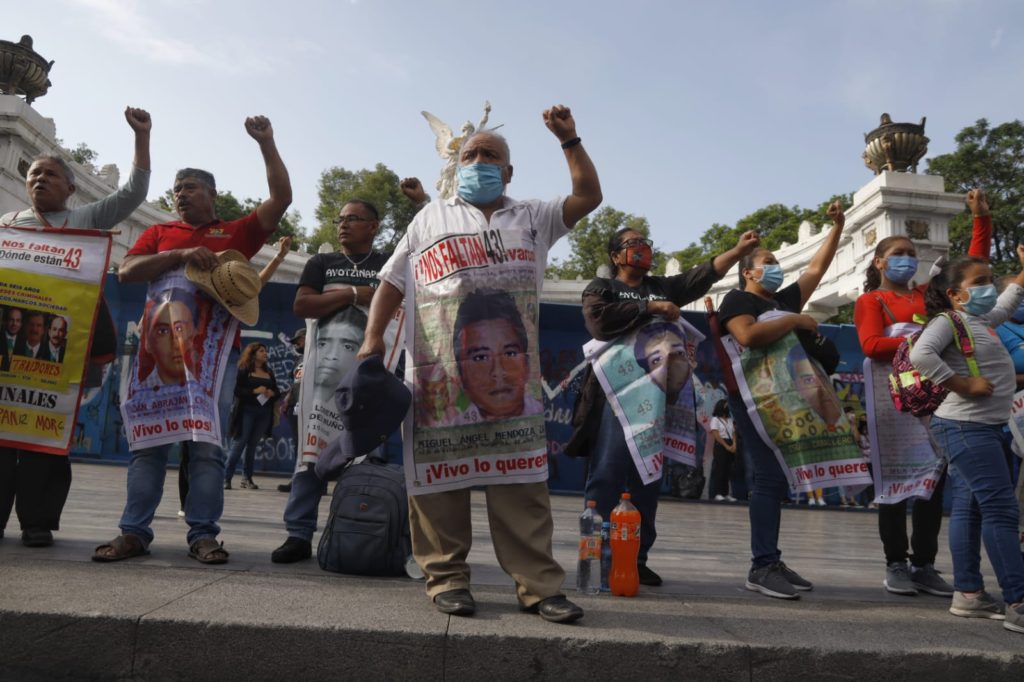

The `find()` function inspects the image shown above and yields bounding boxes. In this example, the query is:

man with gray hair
[93,115,292,564]
[0,106,152,548]
[359,105,602,623]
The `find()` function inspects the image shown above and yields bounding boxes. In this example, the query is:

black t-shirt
[297,251,392,292]
[581,260,720,341]
[717,281,803,328]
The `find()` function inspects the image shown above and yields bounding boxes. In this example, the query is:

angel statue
[421,101,501,199]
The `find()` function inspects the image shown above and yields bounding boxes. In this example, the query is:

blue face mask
[757,264,784,293]
[884,255,918,284]
[961,284,998,315]
[456,163,505,205]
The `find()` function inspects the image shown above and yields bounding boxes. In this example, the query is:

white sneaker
[177,509,185,518]
[714,494,726,501]
[817,498,828,507]
[725,495,737,502]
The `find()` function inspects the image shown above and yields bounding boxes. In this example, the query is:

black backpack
[317,457,412,577]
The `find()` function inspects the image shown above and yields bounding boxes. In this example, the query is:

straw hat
[184,250,262,325]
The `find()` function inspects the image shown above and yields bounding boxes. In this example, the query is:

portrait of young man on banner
[723,310,871,491]
[120,270,237,451]
[585,319,703,485]
[401,228,551,494]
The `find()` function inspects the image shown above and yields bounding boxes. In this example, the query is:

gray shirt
[1,165,150,229]
[909,283,1024,424]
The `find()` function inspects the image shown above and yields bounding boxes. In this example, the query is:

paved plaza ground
[1,461,1022,680]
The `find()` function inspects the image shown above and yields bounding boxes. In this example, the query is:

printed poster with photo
[296,298,404,469]
[0,226,111,454]
[863,321,944,504]
[584,318,704,485]
[403,228,548,495]
[722,310,871,492]
[120,269,237,451]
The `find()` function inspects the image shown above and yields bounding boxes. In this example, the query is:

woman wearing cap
[224,343,279,490]
[568,227,759,587]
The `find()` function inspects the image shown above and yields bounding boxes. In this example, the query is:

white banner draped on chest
[584,318,705,484]
[401,227,548,495]
[862,322,944,503]
[721,309,871,492]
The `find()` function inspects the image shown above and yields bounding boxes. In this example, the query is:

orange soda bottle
[609,492,641,597]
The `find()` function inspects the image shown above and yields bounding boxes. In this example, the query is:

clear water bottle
[600,521,612,592]
[576,500,603,595]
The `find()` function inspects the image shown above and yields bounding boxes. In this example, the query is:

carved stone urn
[863,113,929,174]
[0,35,53,104]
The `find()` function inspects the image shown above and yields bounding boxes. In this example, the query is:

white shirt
[709,416,734,442]
[379,195,568,294]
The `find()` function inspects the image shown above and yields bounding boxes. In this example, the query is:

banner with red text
[722,310,871,492]
[403,228,548,494]
[119,269,237,451]
[584,319,704,485]
[0,226,110,454]
[863,323,944,504]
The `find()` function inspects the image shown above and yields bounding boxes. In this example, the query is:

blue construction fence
[71,276,868,495]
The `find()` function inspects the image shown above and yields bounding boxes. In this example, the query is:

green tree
[155,189,304,249]
[670,194,852,272]
[309,163,419,254]
[546,206,664,279]
[927,119,1024,272]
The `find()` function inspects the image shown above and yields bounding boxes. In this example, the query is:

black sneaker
[277,482,292,493]
[638,564,663,586]
[745,563,799,599]
[777,561,812,591]
[271,537,312,563]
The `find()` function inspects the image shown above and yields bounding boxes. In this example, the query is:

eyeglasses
[619,238,653,249]
[336,215,373,225]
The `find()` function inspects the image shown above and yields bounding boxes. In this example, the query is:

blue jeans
[930,416,1024,604]
[584,402,661,564]
[729,394,791,569]
[119,440,224,546]
[282,464,329,542]
[225,404,271,481]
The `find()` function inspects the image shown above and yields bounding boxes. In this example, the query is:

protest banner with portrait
[402,228,548,495]
[722,310,871,492]
[584,318,704,485]
[863,321,944,504]
[0,226,111,454]
[120,269,237,450]
[296,301,404,470]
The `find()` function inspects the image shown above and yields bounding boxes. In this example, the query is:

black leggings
[877,469,947,566]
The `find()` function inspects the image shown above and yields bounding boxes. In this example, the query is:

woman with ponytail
[854,189,992,598]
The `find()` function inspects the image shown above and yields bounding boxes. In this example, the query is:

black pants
[709,442,735,497]
[878,469,946,567]
[0,447,72,533]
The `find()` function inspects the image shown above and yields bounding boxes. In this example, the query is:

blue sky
[6,0,1023,262]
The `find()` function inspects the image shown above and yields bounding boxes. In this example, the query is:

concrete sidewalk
[1,462,1021,681]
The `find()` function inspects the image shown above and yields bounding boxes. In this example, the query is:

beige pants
[408,481,565,607]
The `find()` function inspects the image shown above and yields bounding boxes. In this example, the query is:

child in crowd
[909,246,1024,634]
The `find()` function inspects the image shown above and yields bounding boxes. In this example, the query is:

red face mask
[623,243,653,270]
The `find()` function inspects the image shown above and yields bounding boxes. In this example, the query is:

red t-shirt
[127,211,268,347]
[854,215,992,361]
[126,211,266,259]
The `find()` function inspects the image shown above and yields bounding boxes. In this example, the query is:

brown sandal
[188,538,229,564]
[92,534,149,562]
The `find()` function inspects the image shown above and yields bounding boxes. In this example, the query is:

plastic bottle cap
[586,500,597,508]
[621,493,631,500]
